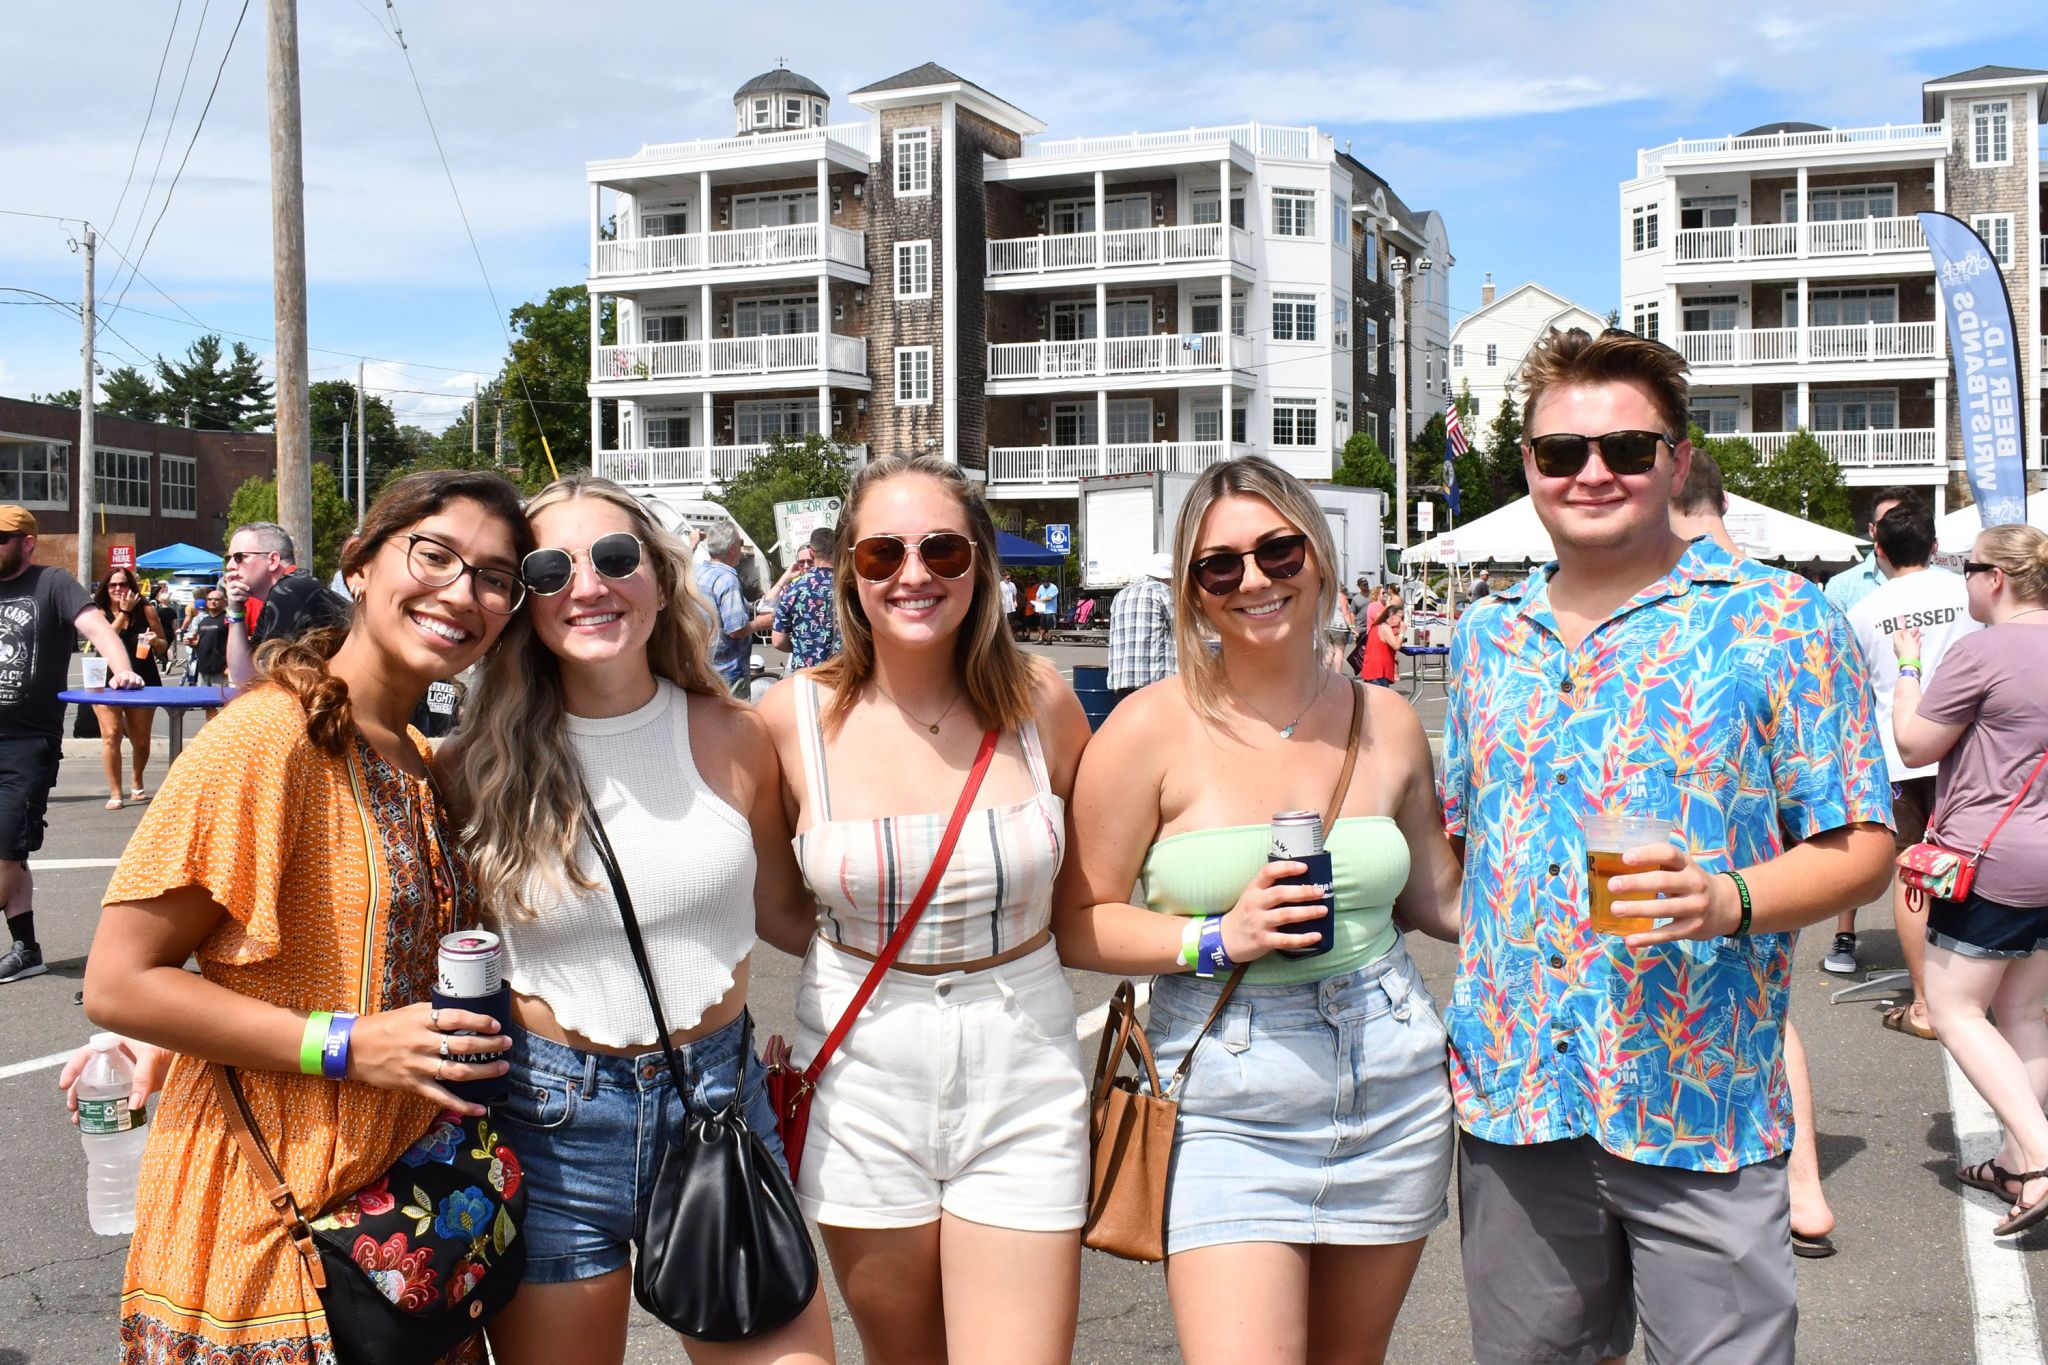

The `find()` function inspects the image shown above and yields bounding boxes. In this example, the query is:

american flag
[1445,400,1471,457]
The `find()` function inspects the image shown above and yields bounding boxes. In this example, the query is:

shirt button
[1555,773,1569,786]
[1561,679,1575,694]
[1549,862,1562,876]
[1548,954,1565,969]
[1555,1039,1572,1053]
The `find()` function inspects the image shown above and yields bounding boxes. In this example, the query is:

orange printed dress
[107,686,479,1364]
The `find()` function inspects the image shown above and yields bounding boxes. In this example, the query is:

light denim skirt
[1145,938,1454,1254]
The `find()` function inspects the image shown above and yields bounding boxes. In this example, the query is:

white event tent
[1405,494,1867,567]
[1935,491,2048,552]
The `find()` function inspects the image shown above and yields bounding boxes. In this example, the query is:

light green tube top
[1142,816,1409,985]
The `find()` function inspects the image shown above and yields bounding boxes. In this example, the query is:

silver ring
[435,1058,445,1082]
[438,1037,452,1061]
[429,1007,441,1031]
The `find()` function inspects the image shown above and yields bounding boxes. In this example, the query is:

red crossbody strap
[803,728,1001,1085]
[1963,747,2048,864]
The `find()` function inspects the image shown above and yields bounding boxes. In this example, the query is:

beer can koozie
[436,929,502,998]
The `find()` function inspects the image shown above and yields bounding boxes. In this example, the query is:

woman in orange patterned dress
[80,470,534,1364]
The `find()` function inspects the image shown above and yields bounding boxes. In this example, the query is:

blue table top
[59,686,235,707]
[1399,645,1450,656]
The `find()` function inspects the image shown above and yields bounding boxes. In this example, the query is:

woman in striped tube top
[761,455,1093,1365]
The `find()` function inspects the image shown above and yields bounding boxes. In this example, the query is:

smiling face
[347,496,519,684]
[849,474,976,653]
[526,496,662,677]
[1189,493,1320,651]
[1523,380,1690,558]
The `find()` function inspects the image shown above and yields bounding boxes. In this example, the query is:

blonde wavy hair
[811,455,1039,735]
[446,474,732,921]
[1170,456,1341,725]
[1974,523,2048,605]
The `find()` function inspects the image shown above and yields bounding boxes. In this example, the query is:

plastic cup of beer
[1584,812,1674,935]
[81,656,109,689]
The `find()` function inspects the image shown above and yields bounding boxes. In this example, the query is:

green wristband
[1724,871,1753,936]
[1897,657,1922,671]
[1179,916,1202,970]
[301,1011,333,1076]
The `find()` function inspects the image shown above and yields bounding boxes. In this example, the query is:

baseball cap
[1143,552,1173,581]
[0,506,37,535]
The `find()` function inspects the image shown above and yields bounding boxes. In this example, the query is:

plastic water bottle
[77,1033,148,1236]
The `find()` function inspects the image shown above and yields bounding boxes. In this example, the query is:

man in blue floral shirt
[772,526,842,670]
[1440,328,1894,1365]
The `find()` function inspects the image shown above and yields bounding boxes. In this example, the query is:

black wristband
[1724,870,1753,936]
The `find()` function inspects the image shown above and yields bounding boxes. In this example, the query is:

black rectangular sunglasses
[1524,429,1674,479]
[1189,532,1309,595]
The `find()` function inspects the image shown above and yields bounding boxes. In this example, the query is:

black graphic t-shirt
[189,613,230,675]
[0,565,94,740]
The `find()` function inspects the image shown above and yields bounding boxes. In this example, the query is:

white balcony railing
[592,332,866,383]
[592,224,865,278]
[1670,215,1927,265]
[1638,122,1944,174]
[987,332,1250,382]
[1022,122,1326,161]
[633,121,880,163]
[595,443,869,487]
[1745,429,1939,467]
[1679,322,1939,367]
[988,442,1237,483]
[986,224,1254,275]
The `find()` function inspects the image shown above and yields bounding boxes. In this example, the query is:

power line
[105,1,187,248]
[108,0,211,277]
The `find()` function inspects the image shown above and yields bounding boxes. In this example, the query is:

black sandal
[1958,1159,2021,1198]
[1993,1169,2048,1238]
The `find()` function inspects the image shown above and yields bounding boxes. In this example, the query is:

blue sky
[0,1,2038,432]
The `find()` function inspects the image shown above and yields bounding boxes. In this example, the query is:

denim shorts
[1145,938,1454,1254]
[1929,890,2048,959]
[492,1010,785,1284]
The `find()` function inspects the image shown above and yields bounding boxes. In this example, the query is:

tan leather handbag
[1083,680,1365,1262]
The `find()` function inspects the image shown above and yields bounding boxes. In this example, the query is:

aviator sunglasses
[1524,429,1674,479]
[1189,532,1310,596]
[519,531,645,596]
[851,532,976,582]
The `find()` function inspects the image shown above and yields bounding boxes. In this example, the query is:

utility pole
[339,419,350,514]
[471,382,479,456]
[354,359,367,522]
[1391,251,1408,554]
[76,227,96,585]
[267,0,313,565]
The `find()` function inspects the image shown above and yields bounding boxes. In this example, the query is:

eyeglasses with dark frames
[851,532,976,582]
[1188,532,1311,596]
[402,534,524,614]
[1523,429,1674,479]
[1962,561,2000,577]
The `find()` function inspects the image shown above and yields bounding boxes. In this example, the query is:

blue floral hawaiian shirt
[772,567,842,669]
[1439,538,1892,1172]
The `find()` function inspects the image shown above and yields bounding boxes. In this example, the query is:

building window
[1193,404,1248,444]
[1192,292,1247,337]
[645,412,692,448]
[784,97,803,125]
[735,400,820,444]
[813,101,825,124]
[1813,388,1898,431]
[160,454,196,517]
[1272,398,1319,447]
[1271,189,1315,238]
[1787,184,1897,223]
[1365,411,1380,447]
[1630,303,1660,342]
[1190,187,1246,229]
[1334,400,1351,436]
[96,448,151,515]
[895,240,932,298]
[1333,295,1350,350]
[733,190,817,229]
[1972,213,2014,268]
[642,312,690,343]
[1485,342,1498,367]
[641,207,687,237]
[895,129,931,196]
[1452,342,1463,368]
[733,296,819,337]
[0,438,67,509]
[1368,319,1381,374]
[1630,204,1660,252]
[1688,396,1740,435]
[1272,293,1318,342]
[896,347,933,405]
[1971,100,2011,166]
[752,97,771,129]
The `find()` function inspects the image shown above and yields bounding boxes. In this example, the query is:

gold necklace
[1241,669,1329,740]
[872,682,961,734]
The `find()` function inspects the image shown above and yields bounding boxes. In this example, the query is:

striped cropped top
[791,674,1063,965]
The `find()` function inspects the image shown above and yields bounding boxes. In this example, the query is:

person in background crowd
[695,522,754,692]
[1001,571,1019,633]
[1033,576,1059,644]
[1670,447,1843,1258]
[759,455,1092,1365]
[76,470,532,1363]
[1355,599,1403,687]
[442,474,834,1363]
[0,506,142,985]
[151,583,183,671]
[1890,523,2048,1237]
[1105,552,1176,702]
[774,526,844,670]
[183,588,231,719]
[1347,573,1374,626]
[1441,328,1892,1364]
[222,521,350,686]
[1059,455,1462,1365]
[1823,486,1913,617]
[1848,499,1981,1021]
[91,566,166,809]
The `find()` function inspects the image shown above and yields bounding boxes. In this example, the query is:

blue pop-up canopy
[134,542,224,572]
[994,530,1064,566]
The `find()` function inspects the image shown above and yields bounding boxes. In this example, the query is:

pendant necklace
[874,682,961,734]
[1248,669,1328,740]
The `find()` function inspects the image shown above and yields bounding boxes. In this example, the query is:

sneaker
[0,940,45,984]
[1821,932,1858,975]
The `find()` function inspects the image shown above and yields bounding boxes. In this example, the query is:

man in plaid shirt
[1106,553,1177,698]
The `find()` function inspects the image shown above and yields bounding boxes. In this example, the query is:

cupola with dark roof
[733,63,831,135]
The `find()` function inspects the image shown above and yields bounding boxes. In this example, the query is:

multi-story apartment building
[582,63,1452,523]
[1450,276,1607,431]
[1620,64,2046,516]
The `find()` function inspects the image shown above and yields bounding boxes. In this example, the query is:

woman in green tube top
[1055,455,1462,1365]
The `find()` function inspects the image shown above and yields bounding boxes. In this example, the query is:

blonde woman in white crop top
[441,477,833,1365]
[759,455,1094,1365]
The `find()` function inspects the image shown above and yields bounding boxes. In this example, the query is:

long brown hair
[811,455,1039,735]
[448,474,731,921]
[260,469,532,754]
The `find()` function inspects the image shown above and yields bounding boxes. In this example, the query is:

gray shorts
[1458,1133,1796,1365]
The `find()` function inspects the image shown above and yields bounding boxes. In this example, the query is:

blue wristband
[1196,914,1235,979]
[321,1013,357,1080]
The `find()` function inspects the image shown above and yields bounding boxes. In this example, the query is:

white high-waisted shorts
[792,937,1089,1231]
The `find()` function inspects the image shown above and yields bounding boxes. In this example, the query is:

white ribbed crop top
[497,680,755,1047]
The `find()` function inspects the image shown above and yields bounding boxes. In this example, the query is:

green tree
[224,464,357,579]
[100,366,161,421]
[1747,429,1852,532]
[309,380,402,466]
[1686,425,1767,504]
[710,434,857,567]
[1604,307,1622,329]
[1484,393,1526,509]
[154,335,275,430]
[500,287,614,480]
[1332,432,1396,501]
[30,388,81,407]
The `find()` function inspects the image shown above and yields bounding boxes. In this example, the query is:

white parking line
[30,857,120,870]
[0,1048,77,1081]
[1075,980,1149,1042]
[1945,1048,2045,1364]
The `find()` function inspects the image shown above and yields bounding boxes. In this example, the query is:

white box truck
[1080,472,1387,592]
